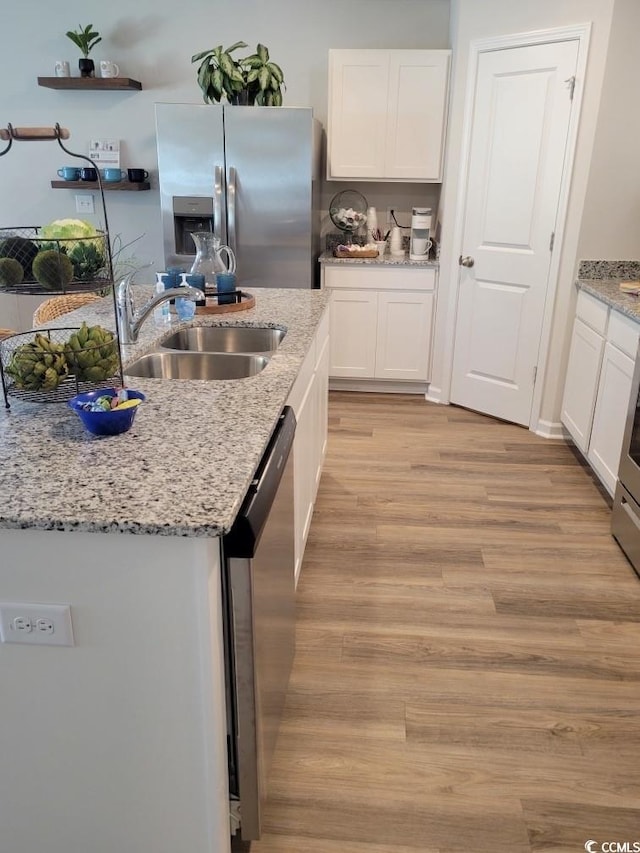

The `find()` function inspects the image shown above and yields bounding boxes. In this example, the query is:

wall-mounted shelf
[37,77,142,91]
[51,180,150,191]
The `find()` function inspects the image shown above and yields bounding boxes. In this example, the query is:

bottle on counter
[153,273,172,327]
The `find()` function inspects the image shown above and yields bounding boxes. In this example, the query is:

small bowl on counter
[68,387,145,437]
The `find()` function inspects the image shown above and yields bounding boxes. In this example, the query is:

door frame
[439,24,591,433]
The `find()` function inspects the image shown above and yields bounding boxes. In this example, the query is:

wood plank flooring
[239,392,640,853]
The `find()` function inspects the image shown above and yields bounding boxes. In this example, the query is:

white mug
[54,60,70,78]
[99,60,120,79]
[411,238,432,255]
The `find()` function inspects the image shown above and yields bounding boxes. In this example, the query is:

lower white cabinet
[561,317,605,453]
[561,290,639,495]
[323,265,436,385]
[588,342,635,494]
[287,307,329,584]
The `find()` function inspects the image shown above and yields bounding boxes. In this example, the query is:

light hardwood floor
[241,392,640,853]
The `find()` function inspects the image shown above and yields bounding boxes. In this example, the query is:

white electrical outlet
[0,603,74,646]
[75,194,95,214]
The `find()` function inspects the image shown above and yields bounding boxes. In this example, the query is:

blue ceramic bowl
[68,388,145,437]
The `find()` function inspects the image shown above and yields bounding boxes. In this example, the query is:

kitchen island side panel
[0,528,230,853]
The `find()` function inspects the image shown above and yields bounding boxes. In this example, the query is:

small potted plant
[192,42,285,106]
[66,24,102,78]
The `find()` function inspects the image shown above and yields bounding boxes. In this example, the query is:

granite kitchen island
[0,286,329,853]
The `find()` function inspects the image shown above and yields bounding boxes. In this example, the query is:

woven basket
[333,248,379,259]
[0,325,121,404]
[0,328,16,340]
[0,226,111,295]
[33,293,102,326]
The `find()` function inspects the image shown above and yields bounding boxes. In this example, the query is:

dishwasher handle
[224,406,296,558]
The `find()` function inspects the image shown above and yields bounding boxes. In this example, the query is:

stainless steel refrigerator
[155,103,322,289]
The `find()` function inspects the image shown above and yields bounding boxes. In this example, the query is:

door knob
[459,255,475,268]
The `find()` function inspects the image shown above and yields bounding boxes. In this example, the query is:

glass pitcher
[189,232,236,288]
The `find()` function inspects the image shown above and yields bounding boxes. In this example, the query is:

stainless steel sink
[124,351,269,381]
[160,325,285,354]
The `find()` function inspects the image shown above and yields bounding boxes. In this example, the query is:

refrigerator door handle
[228,165,237,256]
[214,164,226,243]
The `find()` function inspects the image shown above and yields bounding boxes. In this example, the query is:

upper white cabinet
[327,49,451,182]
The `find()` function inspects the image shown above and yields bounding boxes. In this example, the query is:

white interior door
[450,39,579,426]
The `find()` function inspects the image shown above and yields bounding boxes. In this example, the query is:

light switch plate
[0,602,74,646]
[75,194,95,214]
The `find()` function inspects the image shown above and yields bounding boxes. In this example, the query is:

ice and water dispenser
[172,196,214,256]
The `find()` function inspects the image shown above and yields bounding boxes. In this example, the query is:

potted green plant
[66,24,102,78]
[192,42,285,106]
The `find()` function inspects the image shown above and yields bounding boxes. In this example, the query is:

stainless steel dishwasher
[222,406,296,841]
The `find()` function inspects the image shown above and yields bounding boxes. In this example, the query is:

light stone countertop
[318,250,438,269]
[0,286,329,538]
[576,259,640,322]
[577,279,640,323]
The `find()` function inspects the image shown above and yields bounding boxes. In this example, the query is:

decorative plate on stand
[329,190,368,244]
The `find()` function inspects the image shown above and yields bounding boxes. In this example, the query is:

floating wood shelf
[50,180,150,191]
[37,77,142,91]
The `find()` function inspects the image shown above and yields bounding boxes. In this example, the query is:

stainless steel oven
[612,342,640,575]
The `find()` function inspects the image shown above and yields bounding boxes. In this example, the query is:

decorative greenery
[192,42,285,106]
[65,24,102,58]
[109,233,150,283]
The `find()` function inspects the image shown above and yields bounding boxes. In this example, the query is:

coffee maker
[409,207,432,261]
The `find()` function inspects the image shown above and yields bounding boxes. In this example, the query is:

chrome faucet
[116,273,204,344]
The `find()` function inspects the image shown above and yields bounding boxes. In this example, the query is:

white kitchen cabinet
[375,290,434,380]
[329,289,378,377]
[561,289,639,496]
[287,307,329,584]
[560,317,605,453]
[323,265,436,388]
[327,49,451,182]
[588,342,635,495]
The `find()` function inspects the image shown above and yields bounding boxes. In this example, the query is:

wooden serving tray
[195,291,255,315]
[334,248,379,259]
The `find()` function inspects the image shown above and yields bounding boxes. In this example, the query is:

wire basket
[0,326,123,406]
[0,226,111,295]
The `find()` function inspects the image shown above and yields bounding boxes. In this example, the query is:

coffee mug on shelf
[103,168,126,182]
[127,168,149,183]
[80,167,98,182]
[99,60,120,78]
[57,166,80,181]
[54,60,70,78]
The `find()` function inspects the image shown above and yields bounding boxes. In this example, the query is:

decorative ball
[32,250,74,290]
[0,257,25,287]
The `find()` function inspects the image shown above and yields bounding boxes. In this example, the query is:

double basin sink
[124,325,286,381]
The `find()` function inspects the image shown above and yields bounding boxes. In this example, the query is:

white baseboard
[425,384,448,404]
[534,419,566,439]
[329,378,428,395]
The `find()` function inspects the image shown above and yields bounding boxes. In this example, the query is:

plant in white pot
[192,42,285,105]
[66,24,102,78]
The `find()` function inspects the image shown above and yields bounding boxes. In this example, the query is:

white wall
[0,0,449,330]
[431,0,615,428]
[576,0,640,260]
